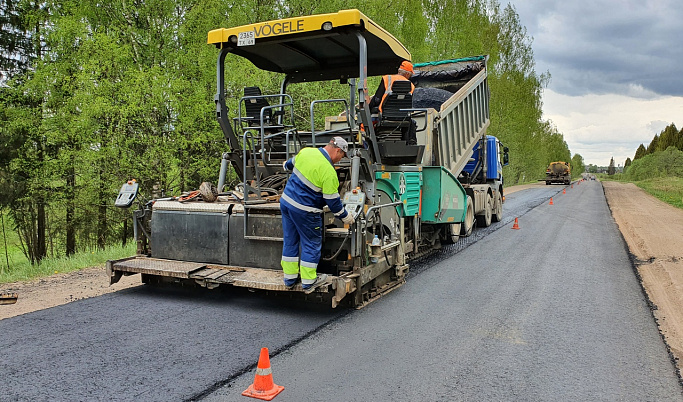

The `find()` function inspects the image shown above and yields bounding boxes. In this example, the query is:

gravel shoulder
[0,265,141,320]
[602,180,683,373]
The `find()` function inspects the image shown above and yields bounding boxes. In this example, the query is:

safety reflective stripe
[323,194,344,216]
[293,167,322,192]
[379,74,415,113]
[281,256,298,262]
[281,259,299,276]
[379,75,391,113]
[300,260,318,269]
[300,267,317,282]
[294,148,339,195]
[281,193,323,213]
[256,367,272,376]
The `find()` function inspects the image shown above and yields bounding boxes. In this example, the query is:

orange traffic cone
[511,217,520,230]
[563,188,566,194]
[549,197,554,205]
[242,347,285,401]
[571,184,573,188]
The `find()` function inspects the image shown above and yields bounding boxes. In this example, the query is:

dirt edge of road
[602,181,683,383]
[0,266,141,320]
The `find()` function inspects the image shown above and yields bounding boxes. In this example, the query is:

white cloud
[513,0,683,97]
[542,89,683,166]
[509,0,683,167]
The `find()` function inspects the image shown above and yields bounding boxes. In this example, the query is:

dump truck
[545,161,571,185]
[108,9,507,308]
[459,135,508,235]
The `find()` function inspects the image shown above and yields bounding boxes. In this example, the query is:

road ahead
[1,181,681,401]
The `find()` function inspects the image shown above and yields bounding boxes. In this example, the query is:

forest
[0,0,581,264]
[616,123,683,180]
[627,123,683,167]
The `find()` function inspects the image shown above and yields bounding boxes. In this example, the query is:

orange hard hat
[399,60,413,73]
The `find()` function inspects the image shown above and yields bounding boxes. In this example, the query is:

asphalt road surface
[1,181,681,401]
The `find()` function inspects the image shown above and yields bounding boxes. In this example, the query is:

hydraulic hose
[322,233,350,261]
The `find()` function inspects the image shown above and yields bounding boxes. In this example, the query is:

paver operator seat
[374,80,423,164]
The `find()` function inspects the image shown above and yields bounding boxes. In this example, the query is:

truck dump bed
[413,57,490,178]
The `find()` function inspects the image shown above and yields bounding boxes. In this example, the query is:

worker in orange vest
[368,60,417,144]
[369,60,415,110]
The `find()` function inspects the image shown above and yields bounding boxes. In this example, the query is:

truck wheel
[460,195,475,237]
[441,223,461,244]
[492,191,503,222]
[476,192,493,227]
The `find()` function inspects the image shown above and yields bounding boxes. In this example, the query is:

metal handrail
[236,93,294,129]
[257,103,295,165]
[309,99,351,147]
[398,108,429,132]
[365,201,403,219]
[242,131,258,193]
[362,201,404,252]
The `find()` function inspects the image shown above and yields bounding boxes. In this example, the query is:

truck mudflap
[106,256,359,308]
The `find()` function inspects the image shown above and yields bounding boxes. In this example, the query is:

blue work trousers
[280,202,323,284]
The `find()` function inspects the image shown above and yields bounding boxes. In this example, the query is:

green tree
[659,123,678,151]
[0,0,52,264]
[0,0,578,262]
[571,153,585,178]
[625,147,683,181]
[647,134,660,155]
[0,0,31,80]
[634,143,647,160]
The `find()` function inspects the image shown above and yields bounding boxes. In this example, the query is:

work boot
[283,277,298,289]
[302,274,328,294]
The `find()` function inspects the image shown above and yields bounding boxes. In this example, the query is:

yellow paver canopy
[208,9,411,83]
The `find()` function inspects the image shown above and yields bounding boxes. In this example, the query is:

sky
[510,0,683,166]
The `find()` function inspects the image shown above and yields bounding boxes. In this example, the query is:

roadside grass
[0,210,28,278]
[0,241,136,285]
[1,208,137,284]
[597,174,683,210]
[634,177,683,210]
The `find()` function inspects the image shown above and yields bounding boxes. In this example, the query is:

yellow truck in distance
[545,161,571,185]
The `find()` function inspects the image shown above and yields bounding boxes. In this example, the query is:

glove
[282,160,288,171]
[341,213,355,225]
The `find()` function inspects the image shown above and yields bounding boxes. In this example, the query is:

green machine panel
[375,170,422,217]
[421,166,467,224]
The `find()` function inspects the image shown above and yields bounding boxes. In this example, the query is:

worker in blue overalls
[280,137,355,293]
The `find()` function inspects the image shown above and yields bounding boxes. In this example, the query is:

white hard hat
[331,136,349,155]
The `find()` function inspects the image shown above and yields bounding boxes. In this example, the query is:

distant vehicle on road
[545,161,571,185]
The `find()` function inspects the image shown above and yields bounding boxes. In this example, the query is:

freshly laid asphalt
[1,181,681,401]
[204,181,682,401]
